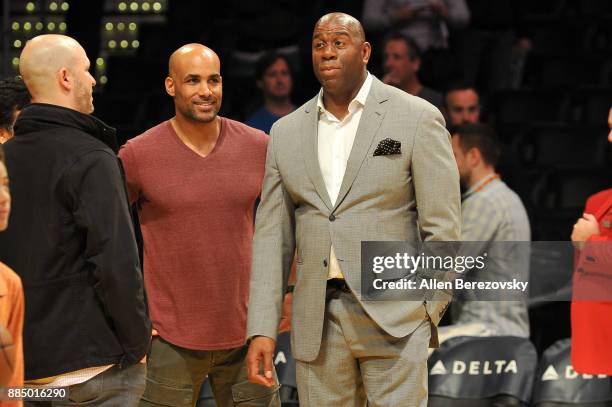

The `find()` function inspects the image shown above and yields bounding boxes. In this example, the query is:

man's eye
[314,42,325,49]
[335,40,344,47]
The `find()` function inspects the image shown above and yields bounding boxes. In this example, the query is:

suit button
[323,259,328,267]
[329,214,336,222]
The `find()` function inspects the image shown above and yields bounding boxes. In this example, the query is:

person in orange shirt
[0,143,25,406]
[570,107,612,375]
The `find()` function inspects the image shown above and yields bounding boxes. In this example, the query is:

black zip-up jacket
[0,103,151,380]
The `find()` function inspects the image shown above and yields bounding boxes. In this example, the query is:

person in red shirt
[570,107,612,375]
[119,44,280,407]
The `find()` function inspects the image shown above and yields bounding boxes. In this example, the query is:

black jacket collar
[14,103,119,152]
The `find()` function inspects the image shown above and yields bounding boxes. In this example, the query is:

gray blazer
[247,76,461,362]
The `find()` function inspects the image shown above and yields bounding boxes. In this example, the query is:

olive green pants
[140,336,280,407]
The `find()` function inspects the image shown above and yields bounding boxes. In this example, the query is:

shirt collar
[316,72,373,118]
[462,174,500,200]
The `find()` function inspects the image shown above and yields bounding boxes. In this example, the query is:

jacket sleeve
[411,107,461,326]
[68,150,151,366]
[247,126,296,341]
[411,107,461,242]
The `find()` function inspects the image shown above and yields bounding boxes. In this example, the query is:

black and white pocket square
[373,138,401,156]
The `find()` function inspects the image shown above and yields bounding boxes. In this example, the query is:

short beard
[74,80,93,114]
[184,106,218,123]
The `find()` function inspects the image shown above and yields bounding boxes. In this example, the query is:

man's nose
[198,83,212,97]
[322,44,337,59]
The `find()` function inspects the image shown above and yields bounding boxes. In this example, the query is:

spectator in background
[382,32,444,110]
[0,77,31,144]
[448,123,530,338]
[362,0,470,52]
[445,82,480,126]
[0,35,150,406]
[570,107,612,375]
[246,52,295,134]
[0,144,25,406]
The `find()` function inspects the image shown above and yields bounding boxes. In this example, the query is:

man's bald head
[314,12,366,42]
[165,43,223,124]
[19,34,95,113]
[20,35,84,97]
[311,12,370,99]
[168,44,219,78]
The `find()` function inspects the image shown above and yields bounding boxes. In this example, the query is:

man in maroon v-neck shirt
[118,44,280,407]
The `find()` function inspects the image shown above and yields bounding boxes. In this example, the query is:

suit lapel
[301,97,333,211]
[333,78,389,211]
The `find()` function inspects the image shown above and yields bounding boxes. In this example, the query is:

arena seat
[491,89,567,125]
[523,53,609,89]
[428,336,538,407]
[510,124,608,170]
[529,171,611,211]
[531,339,612,407]
[565,87,612,125]
[275,332,299,407]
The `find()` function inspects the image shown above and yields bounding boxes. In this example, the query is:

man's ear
[362,41,372,65]
[165,76,175,97]
[467,147,482,168]
[58,67,72,92]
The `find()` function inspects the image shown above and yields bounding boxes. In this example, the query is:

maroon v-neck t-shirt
[119,118,268,350]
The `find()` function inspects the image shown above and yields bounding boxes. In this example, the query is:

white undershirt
[317,73,373,280]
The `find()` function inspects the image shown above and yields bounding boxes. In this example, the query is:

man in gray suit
[246,12,460,406]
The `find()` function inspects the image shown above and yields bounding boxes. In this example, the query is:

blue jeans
[24,363,146,406]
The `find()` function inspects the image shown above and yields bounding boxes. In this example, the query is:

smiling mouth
[193,101,215,109]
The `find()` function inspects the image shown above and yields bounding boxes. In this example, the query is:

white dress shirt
[317,73,373,279]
